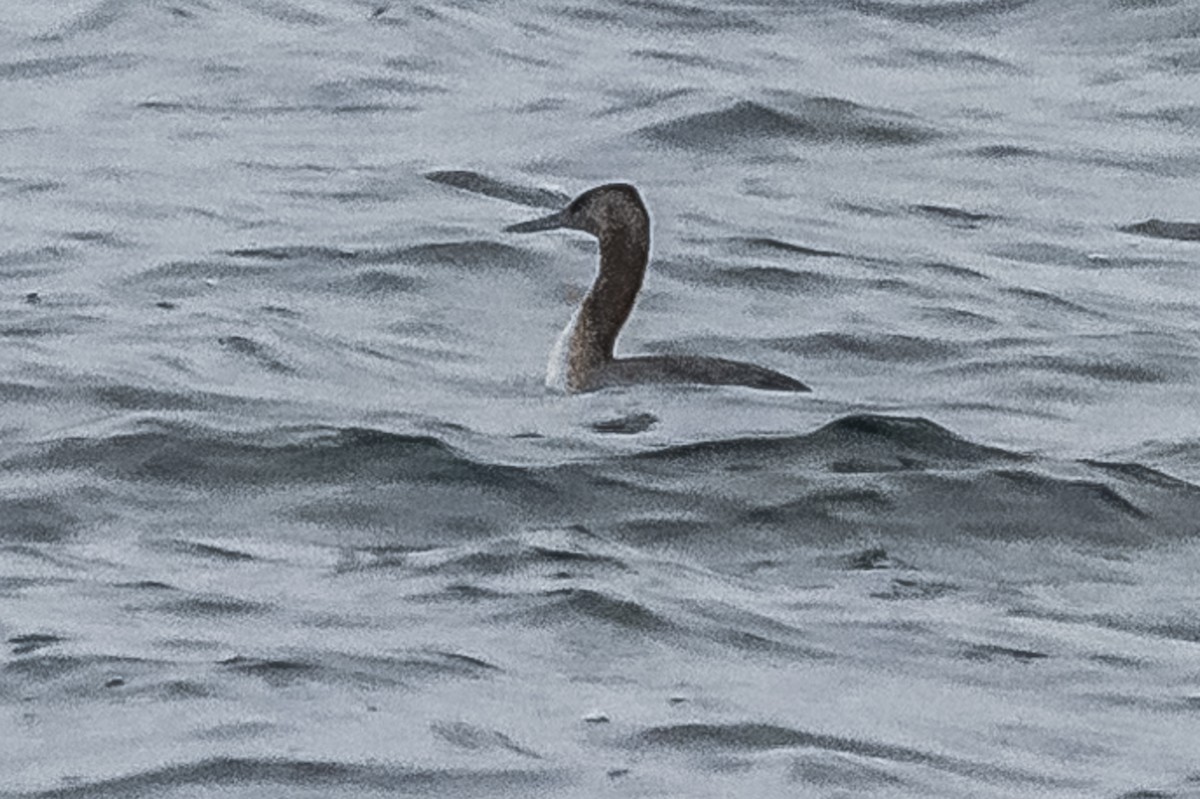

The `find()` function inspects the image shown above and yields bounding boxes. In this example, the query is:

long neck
[573,217,650,368]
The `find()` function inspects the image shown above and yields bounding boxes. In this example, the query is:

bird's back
[586,355,810,392]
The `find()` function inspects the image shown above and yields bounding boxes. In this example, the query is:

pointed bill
[504,209,567,233]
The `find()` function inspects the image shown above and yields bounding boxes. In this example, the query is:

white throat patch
[545,307,580,392]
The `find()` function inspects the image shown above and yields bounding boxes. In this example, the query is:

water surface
[2,1,1200,797]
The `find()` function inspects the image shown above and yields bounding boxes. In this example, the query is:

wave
[721,236,844,258]
[219,240,543,271]
[591,411,659,434]
[126,258,277,292]
[619,416,1200,542]
[373,530,633,580]
[517,587,676,632]
[0,53,140,81]
[644,331,965,363]
[935,354,1176,384]
[1119,218,1200,242]
[909,203,998,227]
[4,421,521,490]
[658,260,928,297]
[766,331,966,362]
[159,539,257,561]
[864,46,1023,72]
[332,269,423,297]
[596,86,699,116]
[0,496,83,543]
[638,96,941,151]
[7,633,67,656]
[6,759,558,799]
[702,265,854,294]
[392,241,544,271]
[1,379,260,413]
[4,642,501,709]
[41,0,207,38]
[1103,440,1200,484]
[62,230,128,247]
[497,583,829,659]
[1083,459,1200,490]
[430,721,542,758]
[846,0,1035,26]
[1,311,104,340]
[1013,605,1200,647]
[7,415,1199,546]
[425,170,570,209]
[961,642,1048,662]
[1154,49,1200,74]
[636,415,1025,470]
[4,653,168,702]
[631,721,1047,783]
[135,99,404,116]
[565,0,767,33]
[0,179,64,200]
[155,594,271,619]
[0,246,73,271]
[999,285,1101,315]
[968,143,1044,159]
[872,576,959,600]
[219,649,498,687]
[217,335,295,375]
[630,49,724,68]
[1118,105,1200,130]
[42,0,331,40]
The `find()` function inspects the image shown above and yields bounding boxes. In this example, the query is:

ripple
[630,49,721,68]
[569,0,767,32]
[639,96,941,151]
[968,143,1044,159]
[217,335,296,375]
[335,269,423,296]
[635,413,1026,471]
[761,331,966,362]
[723,236,844,258]
[631,722,1043,781]
[961,642,1050,661]
[1119,218,1200,242]
[909,203,997,227]
[848,0,1035,26]
[7,633,66,656]
[156,594,271,618]
[161,540,257,562]
[518,587,676,632]
[0,54,139,81]
[0,496,80,543]
[865,46,1023,72]
[9,759,558,799]
[425,170,570,209]
[591,412,659,435]
[430,721,542,758]
[1000,286,1101,316]
[218,650,500,687]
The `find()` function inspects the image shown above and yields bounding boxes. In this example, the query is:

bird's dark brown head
[505,183,647,240]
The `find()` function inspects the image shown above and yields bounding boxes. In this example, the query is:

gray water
[3,1,1200,797]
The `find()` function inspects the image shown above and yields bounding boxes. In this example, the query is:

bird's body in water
[505,183,811,394]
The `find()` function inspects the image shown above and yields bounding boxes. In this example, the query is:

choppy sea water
[3,1,1200,797]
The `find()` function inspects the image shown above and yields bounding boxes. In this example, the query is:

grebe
[505,183,811,394]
